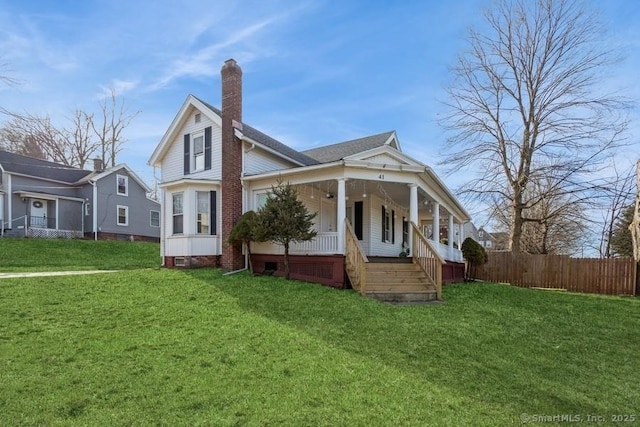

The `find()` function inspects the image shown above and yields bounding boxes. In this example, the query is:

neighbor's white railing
[251,232,339,255]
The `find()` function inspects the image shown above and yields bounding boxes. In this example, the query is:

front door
[30,199,48,227]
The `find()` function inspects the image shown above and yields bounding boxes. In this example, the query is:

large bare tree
[1,89,138,169]
[92,88,140,168]
[442,0,628,252]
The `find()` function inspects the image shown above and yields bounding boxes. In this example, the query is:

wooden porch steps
[347,262,437,303]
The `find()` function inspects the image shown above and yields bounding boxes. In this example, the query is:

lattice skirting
[27,228,83,239]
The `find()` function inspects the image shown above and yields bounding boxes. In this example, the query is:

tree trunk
[511,197,524,253]
[283,242,290,279]
[246,243,253,275]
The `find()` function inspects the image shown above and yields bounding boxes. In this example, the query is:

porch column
[458,223,464,248]
[448,213,455,260]
[409,184,418,254]
[432,202,440,242]
[337,178,346,254]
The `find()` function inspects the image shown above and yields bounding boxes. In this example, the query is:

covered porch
[3,191,85,239]
[244,158,471,299]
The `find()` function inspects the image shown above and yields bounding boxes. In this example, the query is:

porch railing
[251,232,339,255]
[345,219,368,294]
[28,215,56,228]
[433,240,464,263]
[411,222,443,300]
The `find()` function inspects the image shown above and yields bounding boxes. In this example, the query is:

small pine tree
[256,181,317,279]
[228,210,259,274]
[610,204,634,257]
[461,237,488,281]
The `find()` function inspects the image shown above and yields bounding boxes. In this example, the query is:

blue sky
[1,0,638,227]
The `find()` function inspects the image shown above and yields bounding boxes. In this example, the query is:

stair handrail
[411,221,443,300]
[345,219,368,294]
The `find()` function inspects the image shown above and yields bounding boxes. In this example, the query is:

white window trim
[254,190,269,210]
[172,192,184,235]
[117,174,129,196]
[195,191,210,235]
[150,210,160,228]
[85,203,91,216]
[117,205,129,226]
[192,132,205,172]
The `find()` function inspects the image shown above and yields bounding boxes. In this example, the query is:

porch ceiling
[297,179,438,217]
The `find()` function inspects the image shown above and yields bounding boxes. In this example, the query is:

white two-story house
[149,59,471,302]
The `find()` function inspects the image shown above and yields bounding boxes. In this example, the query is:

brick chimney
[93,157,104,172]
[220,59,244,271]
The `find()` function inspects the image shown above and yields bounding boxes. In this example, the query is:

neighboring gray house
[0,150,160,241]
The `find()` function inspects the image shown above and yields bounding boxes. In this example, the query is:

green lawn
[1,266,638,425]
[0,238,160,271]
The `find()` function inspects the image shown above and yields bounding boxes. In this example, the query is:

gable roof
[0,150,92,183]
[76,163,153,193]
[301,131,397,163]
[195,97,319,167]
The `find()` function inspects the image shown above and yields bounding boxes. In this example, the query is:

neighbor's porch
[2,192,85,238]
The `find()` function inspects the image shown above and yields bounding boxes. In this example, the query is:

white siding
[245,145,296,175]
[368,194,408,257]
[161,109,222,182]
[361,153,407,166]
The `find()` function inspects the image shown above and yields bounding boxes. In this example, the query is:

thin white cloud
[148,17,278,91]
[96,79,140,99]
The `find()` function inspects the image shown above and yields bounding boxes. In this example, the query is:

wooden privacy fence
[475,252,637,296]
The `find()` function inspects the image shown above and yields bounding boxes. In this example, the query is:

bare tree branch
[441,0,629,253]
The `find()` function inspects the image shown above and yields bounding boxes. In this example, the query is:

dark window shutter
[204,127,212,170]
[210,191,217,235]
[392,210,395,244]
[354,201,363,240]
[381,205,386,242]
[183,134,190,175]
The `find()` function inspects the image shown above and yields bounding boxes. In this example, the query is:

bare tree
[596,162,636,257]
[490,174,589,255]
[69,109,99,169]
[0,112,74,165]
[92,88,140,167]
[441,0,628,252]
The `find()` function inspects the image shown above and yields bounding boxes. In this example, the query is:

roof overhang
[13,191,86,203]
[159,178,222,189]
[236,128,307,167]
[83,164,152,192]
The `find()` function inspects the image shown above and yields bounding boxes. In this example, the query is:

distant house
[149,59,473,302]
[0,150,160,241]
[478,227,508,251]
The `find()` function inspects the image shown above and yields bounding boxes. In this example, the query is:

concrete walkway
[0,270,119,279]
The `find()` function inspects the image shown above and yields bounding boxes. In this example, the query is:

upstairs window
[193,134,205,172]
[117,174,128,196]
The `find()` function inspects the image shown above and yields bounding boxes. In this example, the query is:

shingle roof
[301,131,395,163]
[195,97,319,167]
[0,150,92,183]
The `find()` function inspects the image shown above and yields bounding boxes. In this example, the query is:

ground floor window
[172,193,183,234]
[196,191,209,234]
[150,210,160,227]
[117,205,129,226]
